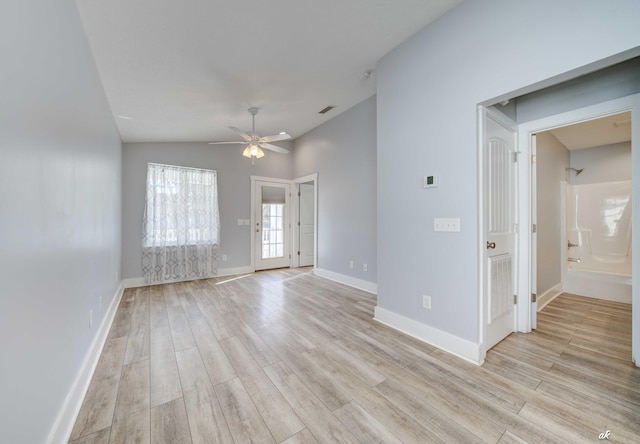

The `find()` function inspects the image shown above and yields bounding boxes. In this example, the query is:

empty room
[2,1,640,443]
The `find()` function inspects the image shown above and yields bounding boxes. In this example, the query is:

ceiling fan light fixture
[242,144,265,161]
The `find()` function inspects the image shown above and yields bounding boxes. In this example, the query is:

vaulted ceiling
[74,0,462,143]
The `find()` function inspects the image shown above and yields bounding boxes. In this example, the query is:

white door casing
[530,134,538,329]
[482,107,518,353]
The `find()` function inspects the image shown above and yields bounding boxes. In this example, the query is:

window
[262,203,284,258]
[142,163,220,282]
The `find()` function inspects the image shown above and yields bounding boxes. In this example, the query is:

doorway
[518,93,639,365]
[252,179,291,271]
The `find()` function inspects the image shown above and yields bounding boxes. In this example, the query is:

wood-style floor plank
[69,337,127,441]
[150,398,191,444]
[70,273,639,444]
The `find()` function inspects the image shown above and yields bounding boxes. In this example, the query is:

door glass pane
[261,203,284,259]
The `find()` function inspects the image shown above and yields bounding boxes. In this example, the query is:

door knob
[486,241,496,249]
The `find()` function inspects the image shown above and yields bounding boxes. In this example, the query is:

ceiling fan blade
[229,126,252,141]
[259,133,291,143]
[260,143,289,154]
[207,141,247,145]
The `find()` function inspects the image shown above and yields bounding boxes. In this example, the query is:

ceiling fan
[208,107,290,163]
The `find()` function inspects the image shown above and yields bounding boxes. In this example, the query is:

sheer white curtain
[142,163,220,283]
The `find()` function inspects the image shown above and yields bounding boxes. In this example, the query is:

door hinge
[297,251,300,256]
[298,191,301,197]
[531,293,537,303]
[513,295,518,304]
[532,224,537,233]
[513,223,518,234]
[531,154,537,164]
[513,151,520,162]
[297,221,300,226]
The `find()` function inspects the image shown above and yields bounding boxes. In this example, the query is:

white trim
[122,266,254,288]
[537,283,563,311]
[313,268,377,294]
[47,282,125,444]
[374,306,483,366]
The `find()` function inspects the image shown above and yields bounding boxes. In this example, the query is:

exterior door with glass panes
[254,180,290,270]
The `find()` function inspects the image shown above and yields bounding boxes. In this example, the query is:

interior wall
[515,57,640,123]
[376,0,640,344]
[536,133,570,297]
[293,96,377,283]
[0,1,122,442]
[121,142,293,279]
[569,142,632,184]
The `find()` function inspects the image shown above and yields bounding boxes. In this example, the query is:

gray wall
[0,1,122,442]
[536,133,569,297]
[293,96,377,283]
[570,142,632,185]
[122,142,293,279]
[376,0,640,343]
[516,57,640,123]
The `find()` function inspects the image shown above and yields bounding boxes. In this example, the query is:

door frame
[292,173,318,268]
[517,93,640,365]
[250,174,318,272]
[478,105,520,360]
[251,177,291,271]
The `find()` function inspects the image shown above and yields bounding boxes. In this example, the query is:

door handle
[486,241,496,249]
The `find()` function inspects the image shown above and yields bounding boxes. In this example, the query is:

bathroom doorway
[535,112,632,310]
[518,93,639,365]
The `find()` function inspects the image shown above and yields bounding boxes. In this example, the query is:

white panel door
[255,180,290,271]
[299,182,314,267]
[484,110,518,351]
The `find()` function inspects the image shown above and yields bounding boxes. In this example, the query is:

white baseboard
[47,282,125,444]
[537,283,563,311]
[122,266,254,288]
[374,306,483,365]
[313,268,377,294]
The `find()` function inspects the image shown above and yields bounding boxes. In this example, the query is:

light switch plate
[434,218,460,232]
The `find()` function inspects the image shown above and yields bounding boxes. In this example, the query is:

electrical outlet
[363,263,368,272]
[422,295,431,310]
[349,260,354,269]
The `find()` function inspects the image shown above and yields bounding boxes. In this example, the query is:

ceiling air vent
[318,106,335,114]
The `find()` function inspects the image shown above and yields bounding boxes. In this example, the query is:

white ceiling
[74,0,462,143]
[548,112,631,150]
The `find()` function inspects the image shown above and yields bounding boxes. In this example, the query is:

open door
[254,180,291,271]
[482,107,518,352]
[298,182,315,267]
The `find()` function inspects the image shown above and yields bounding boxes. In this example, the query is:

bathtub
[562,181,632,304]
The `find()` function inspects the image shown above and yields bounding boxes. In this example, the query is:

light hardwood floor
[69,268,639,443]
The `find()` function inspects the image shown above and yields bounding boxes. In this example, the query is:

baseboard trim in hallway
[48,283,125,444]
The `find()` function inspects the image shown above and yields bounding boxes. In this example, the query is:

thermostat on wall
[423,175,438,188]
